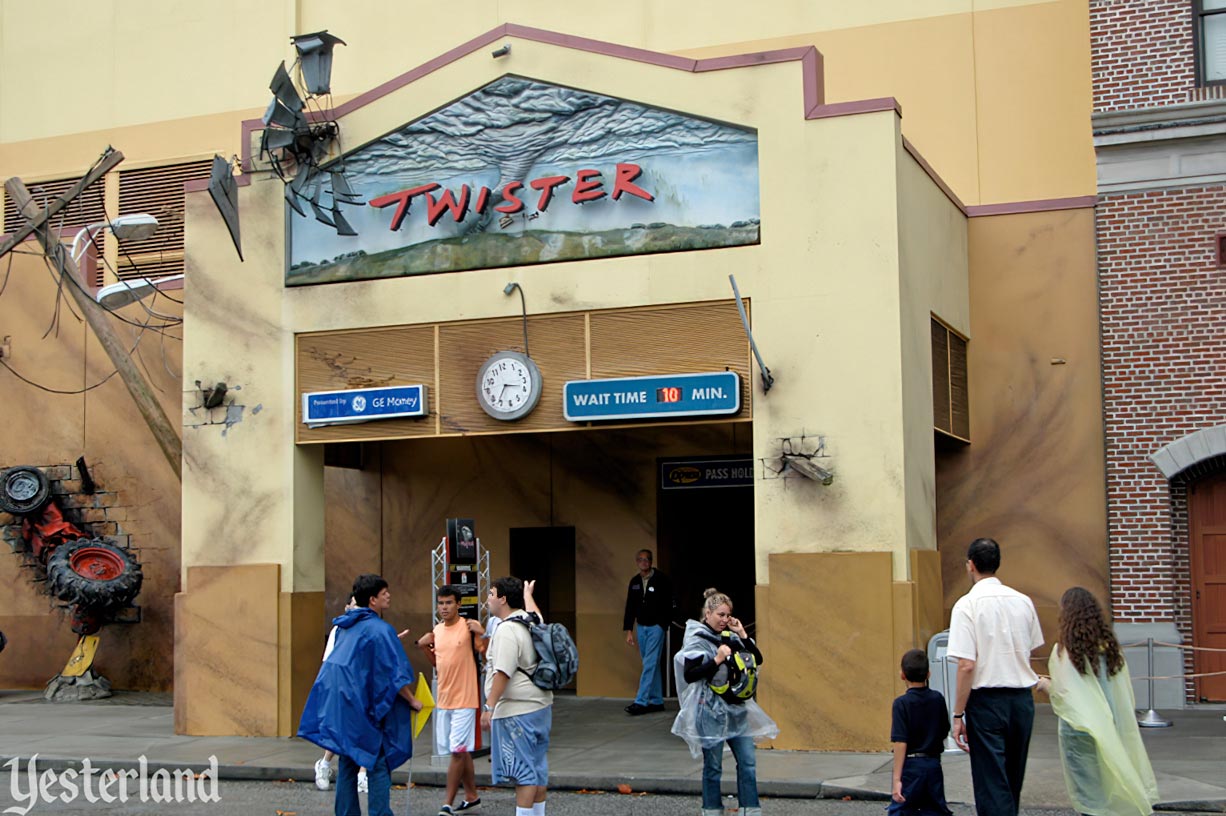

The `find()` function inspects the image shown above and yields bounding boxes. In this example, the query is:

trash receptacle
[926,630,959,753]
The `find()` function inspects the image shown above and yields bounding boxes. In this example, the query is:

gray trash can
[926,630,959,753]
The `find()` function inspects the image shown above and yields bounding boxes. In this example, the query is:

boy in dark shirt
[889,649,953,816]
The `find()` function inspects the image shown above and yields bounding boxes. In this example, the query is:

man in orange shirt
[418,585,486,815]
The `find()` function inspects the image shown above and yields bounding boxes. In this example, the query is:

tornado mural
[288,76,760,285]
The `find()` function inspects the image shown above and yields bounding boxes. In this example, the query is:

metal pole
[665,626,673,699]
[1138,636,1172,728]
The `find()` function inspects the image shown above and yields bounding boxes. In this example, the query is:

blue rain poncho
[671,619,778,758]
[1048,645,1159,816]
[298,607,416,770]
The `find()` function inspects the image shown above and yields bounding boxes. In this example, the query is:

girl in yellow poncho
[1040,587,1159,816]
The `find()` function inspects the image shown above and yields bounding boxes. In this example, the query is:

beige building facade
[0,2,1102,751]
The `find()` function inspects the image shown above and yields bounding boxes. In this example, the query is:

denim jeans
[634,623,665,706]
[701,735,758,809]
[335,748,393,816]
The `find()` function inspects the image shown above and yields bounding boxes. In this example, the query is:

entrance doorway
[509,526,577,648]
[1190,471,1226,702]
[656,456,755,695]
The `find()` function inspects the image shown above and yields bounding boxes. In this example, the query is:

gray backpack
[509,615,579,690]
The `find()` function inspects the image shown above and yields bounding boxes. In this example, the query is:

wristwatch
[482,703,492,712]
[953,712,964,719]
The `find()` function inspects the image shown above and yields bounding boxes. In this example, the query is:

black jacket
[622,570,675,630]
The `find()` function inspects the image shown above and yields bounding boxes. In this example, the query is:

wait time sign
[563,372,741,422]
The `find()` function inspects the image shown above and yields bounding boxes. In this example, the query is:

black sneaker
[644,703,666,713]
[454,799,481,813]
[624,703,648,715]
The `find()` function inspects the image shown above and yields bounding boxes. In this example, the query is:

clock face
[476,351,543,421]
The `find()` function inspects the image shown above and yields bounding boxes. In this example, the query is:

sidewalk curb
[0,755,831,800]
[1155,802,1226,813]
[7,755,1225,810]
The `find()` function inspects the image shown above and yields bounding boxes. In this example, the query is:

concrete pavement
[0,690,1222,811]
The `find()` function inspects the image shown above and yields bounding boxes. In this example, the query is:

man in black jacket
[622,549,674,714]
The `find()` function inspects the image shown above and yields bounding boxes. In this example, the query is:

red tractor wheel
[46,538,142,610]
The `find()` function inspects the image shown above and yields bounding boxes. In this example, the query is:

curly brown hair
[1057,587,1124,677]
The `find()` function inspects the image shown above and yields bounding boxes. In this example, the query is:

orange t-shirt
[434,619,479,710]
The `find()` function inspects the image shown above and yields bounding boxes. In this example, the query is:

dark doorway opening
[656,457,755,695]
[509,526,577,657]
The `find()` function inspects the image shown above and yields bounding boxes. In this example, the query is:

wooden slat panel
[949,332,969,440]
[931,318,951,435]
[438,315,588,434]
[117,160,212,281]
[588,300,752,417]
[3,175,107,233]
[296,325,437,443]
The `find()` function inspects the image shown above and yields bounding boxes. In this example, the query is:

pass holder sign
[302,384,428,428]
[563,371,740,421]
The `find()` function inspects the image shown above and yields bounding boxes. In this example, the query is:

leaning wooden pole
[5,163,183,481]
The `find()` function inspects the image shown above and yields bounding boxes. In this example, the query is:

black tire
[0,629,7,655]
[46,538,143,610]
[0,466,51,515]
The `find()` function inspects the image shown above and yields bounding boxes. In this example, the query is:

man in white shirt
[947,538,1043,816]
[480,577,553,816]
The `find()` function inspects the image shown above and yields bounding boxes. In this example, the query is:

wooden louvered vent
[115,160,212,281]
[1,175,108,258]
[931,316,969,442]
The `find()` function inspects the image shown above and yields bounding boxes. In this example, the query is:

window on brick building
[1196,0,1226,84]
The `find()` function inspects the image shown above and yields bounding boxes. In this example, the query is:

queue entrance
[656,456,755,696]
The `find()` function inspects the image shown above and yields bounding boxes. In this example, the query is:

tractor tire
[46,538,142,610]
[0,466,51,515]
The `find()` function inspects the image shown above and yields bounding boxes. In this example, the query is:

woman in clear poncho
[1038,587,1158,816]
[672,588,778,816]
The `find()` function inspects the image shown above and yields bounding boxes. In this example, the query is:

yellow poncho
[1048,645,1159,816]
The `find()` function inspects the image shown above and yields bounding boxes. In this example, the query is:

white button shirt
[946,577,1043,689]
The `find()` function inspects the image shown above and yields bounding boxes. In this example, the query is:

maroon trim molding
[807,97,900,120]
[239,24,827,172]
[964,196,1098,217]
[226,23,1096,224]
[184,175,251,194]
[903,136,967,212]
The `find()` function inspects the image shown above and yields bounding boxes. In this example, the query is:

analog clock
[476,351,543,420]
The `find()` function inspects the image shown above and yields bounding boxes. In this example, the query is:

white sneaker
[357,768,368,794]
[314,757,331,791]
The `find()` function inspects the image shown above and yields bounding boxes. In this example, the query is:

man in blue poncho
[299,574,424,816]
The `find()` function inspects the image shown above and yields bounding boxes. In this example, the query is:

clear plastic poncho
[670,619,779,758]
[1048,645,1159,816]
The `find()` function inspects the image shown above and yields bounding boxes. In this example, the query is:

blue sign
[660,457,754,490]
[302,384,428,427]
[563,372,740,421]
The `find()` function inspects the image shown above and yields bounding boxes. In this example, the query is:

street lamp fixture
[70,214,159,262]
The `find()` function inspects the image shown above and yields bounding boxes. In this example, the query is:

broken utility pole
[3,149,183,481]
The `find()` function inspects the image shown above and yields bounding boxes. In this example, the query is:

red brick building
[1092,0,1226,703]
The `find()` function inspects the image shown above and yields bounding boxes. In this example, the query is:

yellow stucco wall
[937,207,1105,647]
[2,1,1091,208]
[0,0,1098,747]
[170,28,976,739]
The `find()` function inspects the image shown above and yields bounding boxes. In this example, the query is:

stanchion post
[1138,636,1173,728]
[665,627,673,699]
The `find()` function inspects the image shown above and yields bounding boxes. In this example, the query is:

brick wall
[1092,0,1196,112]
[1097,189,1226,667]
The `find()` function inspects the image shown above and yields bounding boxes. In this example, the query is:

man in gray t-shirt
[481,577,553,816]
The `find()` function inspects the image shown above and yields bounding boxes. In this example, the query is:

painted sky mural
[288,76,761,285]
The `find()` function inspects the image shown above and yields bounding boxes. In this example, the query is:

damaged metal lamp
[69,214,186,311]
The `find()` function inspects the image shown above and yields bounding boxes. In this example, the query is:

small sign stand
[429,523,490,765]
